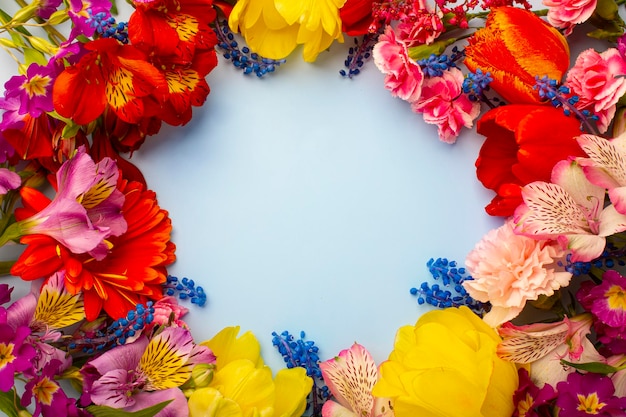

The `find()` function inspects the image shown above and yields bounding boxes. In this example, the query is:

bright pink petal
[609,186,626,214]
[0,168,20,194]
[322,400,358,417]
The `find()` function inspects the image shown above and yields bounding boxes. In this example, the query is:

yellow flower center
[21,74,51,98]
[517,393,533,417]
[605,285,626,311]
[32,376,60,405]
[0,343,16,369]
[577,393,606,414]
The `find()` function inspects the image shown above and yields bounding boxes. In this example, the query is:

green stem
[0,261,15,276]
[466,8,548,21]
[12,0,65,45]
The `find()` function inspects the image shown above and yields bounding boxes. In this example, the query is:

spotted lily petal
[34,271,84,329]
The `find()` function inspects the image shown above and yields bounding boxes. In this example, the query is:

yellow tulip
[229,0,346,62]
[189,327,312,417]
[373,307,518,417]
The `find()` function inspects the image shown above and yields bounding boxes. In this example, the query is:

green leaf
[560,359,620,374]
[23,47,48,66]
[408,38,457,61]
[0,389,28,417]
[86,400,173,417]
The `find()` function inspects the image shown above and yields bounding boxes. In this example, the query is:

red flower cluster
[53,0,218,153]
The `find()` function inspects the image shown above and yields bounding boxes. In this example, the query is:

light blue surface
[0,27,502,371]
[131,45,501,370]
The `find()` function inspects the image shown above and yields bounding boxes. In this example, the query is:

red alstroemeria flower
[475,104,586,216]
[3,113,55,160]
[11,179,175,321]
[129,0,217,65]
[53,38,168,126]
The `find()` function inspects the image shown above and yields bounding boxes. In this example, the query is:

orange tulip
[465,7,570,104]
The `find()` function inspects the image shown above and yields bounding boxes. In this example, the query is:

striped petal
[34,272,84,329]
[320,343,378,417]
[497,321,569,363]
[140,327,196,390]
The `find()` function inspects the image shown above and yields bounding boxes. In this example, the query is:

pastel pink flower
[0,168,20,195]
[411,68,480,143]
[373,26,424,103]
[464,219,572,327]
[565,48,626,133]
[577,132,626,214]
[320,343,392,417]
[149,296,189,329]
[543,0,597,35]
[497,314,604,387]
[514,160,626,262]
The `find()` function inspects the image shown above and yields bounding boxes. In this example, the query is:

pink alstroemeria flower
[81,327,215,417]
[498,314,604,387]
[0,168,20,195]
[373,26,424,103]
[514,159,626,262]
[412,68,480,143]
[320,343,393,417]
[577,132,626,214]
[13,148,126,260]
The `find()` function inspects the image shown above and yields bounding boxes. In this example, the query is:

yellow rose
[373,307,518,417]
[189,327,312,417]
[229,0,345,62]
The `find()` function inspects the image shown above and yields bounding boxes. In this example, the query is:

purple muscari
[164,276,206,306]
[36,0,63,19]
[555,372,626,416]
[4,63,56,118]
[68,0,113,40]
[411,257,488,315]
[21,359,71,417]
[0,307,36,392]
[340,33,379,78]
[272,330,330,416]
[86,10,129,44]
[0,168,21,195]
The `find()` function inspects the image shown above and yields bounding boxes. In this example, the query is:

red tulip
[475,105,586,216]
[340,0,375,36]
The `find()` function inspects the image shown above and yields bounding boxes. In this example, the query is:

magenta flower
[81,327,215,416]
[37,0,63,19]
[0,308,36,392]
[68,0,113,40]
[12,148,126,260]
[0,284,12,305]
[412,68,481,143]
[0,168,20,195]
[579,270,626,328]
[512,368,556,417]
[4,63,56,118]
[555,372,626,416]
[21,359,71,417]
[373,26,424,103]
[565,48,626,133]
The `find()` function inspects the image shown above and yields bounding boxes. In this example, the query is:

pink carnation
[411,68,480,143]
[565,48,626,133]
[543,0,596,35]
[373,26,424,103]
[149,296,189,329]
[397,0,444,46]
[463,220,573,327]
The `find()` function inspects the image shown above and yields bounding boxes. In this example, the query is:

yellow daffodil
[373,307,519,417]
[229,0,346,62]
[189,327,313,417]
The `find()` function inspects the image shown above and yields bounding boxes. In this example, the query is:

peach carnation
[543,0,597,35]
[565,48,626,133]
[463,220,572,327]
